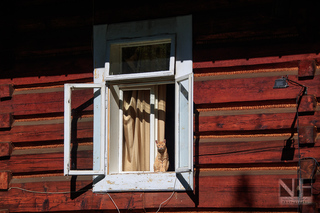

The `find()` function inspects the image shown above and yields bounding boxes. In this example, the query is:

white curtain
[122,85,166,171]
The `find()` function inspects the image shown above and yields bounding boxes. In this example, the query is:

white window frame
[106,35,176,81]
[64,15,193,192]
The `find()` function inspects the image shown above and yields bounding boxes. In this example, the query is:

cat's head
[155,139,166,152]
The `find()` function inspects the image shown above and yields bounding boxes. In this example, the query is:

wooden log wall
[1,0,320,212]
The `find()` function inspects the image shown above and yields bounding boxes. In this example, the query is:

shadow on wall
[233,174,253,208]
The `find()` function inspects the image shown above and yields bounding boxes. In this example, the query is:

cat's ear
[163,139,166,143]
[155,140,158,144]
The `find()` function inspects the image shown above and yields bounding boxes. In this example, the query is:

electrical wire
[105,176,178,213]
[8,175,179,213]
[155,177,177,213]
[9,187,120,213]
[107,193,120,213]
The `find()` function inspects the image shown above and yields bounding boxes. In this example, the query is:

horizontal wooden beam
[193,53,320,69]
[0,150,92,174]
[194,75,320,105]
[197,173,301,208]
[195,139,320,165]
[196,111,320,133]
[0,73,92,88]
[1,54,92,80]
[0,87,94,116]
[0,119,93,144]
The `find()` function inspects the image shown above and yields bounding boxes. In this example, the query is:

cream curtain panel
[122,85,166,171]
[157,85,166,143]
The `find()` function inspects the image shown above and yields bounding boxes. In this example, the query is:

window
[107,35,175,79]
[64,15,193,192]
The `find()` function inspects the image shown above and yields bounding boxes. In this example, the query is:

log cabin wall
[1,0,320,212]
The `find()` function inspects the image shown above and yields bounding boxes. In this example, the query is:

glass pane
[110,42,171,75]
[178,78,189,168]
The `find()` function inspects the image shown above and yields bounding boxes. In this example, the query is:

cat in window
[154,139,169,172]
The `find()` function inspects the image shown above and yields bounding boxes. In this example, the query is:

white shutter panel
[175,74,193,176]
[64,83,106,175]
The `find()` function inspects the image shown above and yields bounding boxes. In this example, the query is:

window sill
[92,172,192,192]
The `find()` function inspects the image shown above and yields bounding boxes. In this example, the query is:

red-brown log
[300,158,317,179]
[0,73,92,88]
[0,114,13,129]
[298,94,317,113]
[194,75,320,104]
[0,151,92,174]
[0,171,11,190]
[0,84,13,99]
[195,140,320,165]
[298,60,316,78]
[0,88,94,116]
[196,111,320,133]
[0,121,92,144]
[193,53,320,69]
[5,54,93,81]
[298,125,317,146]
[301,203,317,213]
[196,173,310,208]
[0,142,13,157]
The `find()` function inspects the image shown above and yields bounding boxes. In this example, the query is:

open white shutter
[64,83,106,175]
[175,73,193,190]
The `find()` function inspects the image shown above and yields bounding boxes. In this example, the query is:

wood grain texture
[1,178,193,211]
[195,139,320,165]
[0,171,309,211]
[0,114,13,129]
[194,75,320,105]
[0,142,13,157]
[0,120,93,143]
[193,53,320,69]
[298,125,317,145]
[0,171,11,190]
[196,111,320,133]
[0,73,92,88]
[298,60,316,78]
[196,173,297,208]
[0,88,94,117]
[2,1,320,212]
[298,94,317,113]
[0,150,92,174]
[0,84,13,99]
